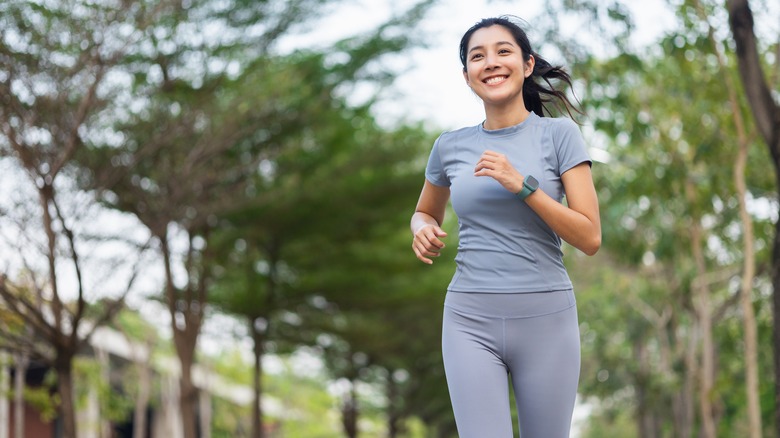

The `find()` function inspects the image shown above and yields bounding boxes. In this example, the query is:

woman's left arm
[474,151,601,255]
[524,163,601,255]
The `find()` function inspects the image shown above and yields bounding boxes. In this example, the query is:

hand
[412,224,448,265]
[474,150,524,193]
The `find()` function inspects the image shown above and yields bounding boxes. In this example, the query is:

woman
[410,16,601,438]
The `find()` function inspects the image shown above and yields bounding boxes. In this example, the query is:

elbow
[582,234,601,256]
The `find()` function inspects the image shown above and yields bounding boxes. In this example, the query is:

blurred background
[0,0,778,437]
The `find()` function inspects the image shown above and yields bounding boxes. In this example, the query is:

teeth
[485,76,507,84]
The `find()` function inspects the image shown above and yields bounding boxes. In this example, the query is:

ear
[525,54,535,78]
[463,69,470,86]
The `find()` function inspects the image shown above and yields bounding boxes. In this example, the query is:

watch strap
[516,177,537,201]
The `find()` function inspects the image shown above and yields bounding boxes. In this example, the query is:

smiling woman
[459,19,582,128]
[409,15,601,438]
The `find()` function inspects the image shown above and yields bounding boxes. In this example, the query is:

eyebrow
[468,41,516,54]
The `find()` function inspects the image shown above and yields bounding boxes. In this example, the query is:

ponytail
[523,52,582,120]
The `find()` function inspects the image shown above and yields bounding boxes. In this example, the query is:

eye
[470,53,483,61]
[498,48,511,54]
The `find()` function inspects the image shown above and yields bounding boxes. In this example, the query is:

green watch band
[516,175,539,201]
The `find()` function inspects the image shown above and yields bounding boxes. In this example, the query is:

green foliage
[198,8,452,431]
[113,309,160,344]
[262,357,344,437]
[211,396,252,438]
[73,357,135,423]
[567,0,778,434]
[22,384,59,423]
[579,403,637,438]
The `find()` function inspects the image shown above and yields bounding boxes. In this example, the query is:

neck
[482,105,532,130]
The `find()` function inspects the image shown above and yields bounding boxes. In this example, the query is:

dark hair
[459,16,582,120]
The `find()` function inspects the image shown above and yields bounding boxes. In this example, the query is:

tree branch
[726,0,780,150]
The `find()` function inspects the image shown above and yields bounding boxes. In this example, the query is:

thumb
[434,227,448,237]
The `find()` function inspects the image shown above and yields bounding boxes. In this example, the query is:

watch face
[526,175,539,189]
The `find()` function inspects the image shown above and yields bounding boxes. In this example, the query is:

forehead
[467,25,516,50]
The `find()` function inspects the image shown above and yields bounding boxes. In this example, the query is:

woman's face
[462,25,534,107]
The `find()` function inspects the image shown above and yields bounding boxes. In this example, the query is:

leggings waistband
[444,289,575,319]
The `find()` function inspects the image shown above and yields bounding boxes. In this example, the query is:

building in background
[0,325,280,438]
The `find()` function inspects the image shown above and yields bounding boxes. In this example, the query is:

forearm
[525,190,601,255]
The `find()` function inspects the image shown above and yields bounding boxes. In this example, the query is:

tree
[690,0,763,434]
[571,15,775,437]
[208,68,442,436]
[0,2,164,436]
[523,1,777,435]
[84,67,283,438]
[725,1,780,435]
[291,221,455,437]
[78,1,435,435]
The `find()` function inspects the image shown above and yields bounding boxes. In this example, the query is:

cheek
[464,67,480,84]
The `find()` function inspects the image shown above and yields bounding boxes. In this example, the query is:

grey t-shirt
[425,113,591,293]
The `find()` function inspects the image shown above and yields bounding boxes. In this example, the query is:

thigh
[508,304,580,438]
[442,304,514,438]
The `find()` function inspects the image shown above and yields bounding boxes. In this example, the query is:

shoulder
[535,115,580,132]
[434,124,480,152]
[537,116,583,144]
[438,124,479,141]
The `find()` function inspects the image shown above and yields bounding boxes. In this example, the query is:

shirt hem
[446,283,573,294]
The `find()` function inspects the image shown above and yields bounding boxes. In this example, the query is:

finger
[413,236,442,255]
[474,161,495,173]
[417,239,444,254]
[474,167,493,176]
[418,229,446,248]
[412,243,434,264]
[477,155,498,165]
[481,151,504,160]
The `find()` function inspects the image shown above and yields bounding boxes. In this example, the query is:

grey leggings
[442,290,580,438]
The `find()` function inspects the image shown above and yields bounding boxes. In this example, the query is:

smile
[483,75,508,85]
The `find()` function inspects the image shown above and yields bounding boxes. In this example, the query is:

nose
[484,53,500,70]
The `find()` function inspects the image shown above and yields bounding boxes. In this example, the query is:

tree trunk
[729,40,763,438]
[691,1,763,432]
[173,322,199,438]
[133,342,152,438]
[13,353,26,438]
[386,374,400,438]
[687,180,717,438]
[725,1,780,434]
[55,358,77,438]
[736,168,762,436]
[341,381,358,438]
[774,188,780,438]
[96,348,112,438]
[179,358,198,438]
[635,343,657,438]
[0,352,8,438]
[161,234,203,438]
[676,328,696,438]
[251,319,265,438]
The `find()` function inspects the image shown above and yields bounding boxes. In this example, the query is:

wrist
[413,223,435,235]
[516,175,539,201]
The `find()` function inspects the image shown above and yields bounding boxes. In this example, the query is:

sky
[283,0,679,131]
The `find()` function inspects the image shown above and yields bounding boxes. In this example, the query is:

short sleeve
[425,134,451,187]
[554,118,591,174]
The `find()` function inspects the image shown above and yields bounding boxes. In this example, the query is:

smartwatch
[516,175,539,201]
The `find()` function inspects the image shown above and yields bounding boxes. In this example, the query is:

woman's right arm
[411,180,451,264]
